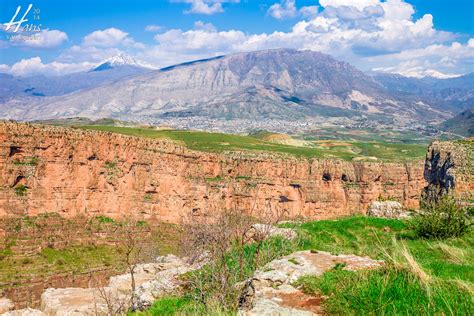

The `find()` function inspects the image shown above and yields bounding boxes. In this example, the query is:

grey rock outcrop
[367,201,408,218]
[239,250,383,315]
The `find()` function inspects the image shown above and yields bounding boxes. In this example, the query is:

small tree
[89,217,155,313]
[413,196,471,239]
[181,200,292,312]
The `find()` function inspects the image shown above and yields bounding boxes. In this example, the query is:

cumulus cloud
[0,64,9,73]
[83,28,129,47]
[7,57,94,77]
[369,41,474,75]
[173,0,239,15]
[300,6,319,19]
[319,0,379,10]
[268,0,298,20]
[57,45,124,63]
[145,25,162,32]
[55,28,145,64]
[194,20,217,32]
[6,29,68,48]
[5,0,473,77]
[267,1,319,20]
[139,0,471,74]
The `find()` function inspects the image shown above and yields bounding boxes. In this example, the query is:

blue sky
[0,0,473,77]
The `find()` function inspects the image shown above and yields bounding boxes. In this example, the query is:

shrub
[412,196,471,239]
[14,184,28,196]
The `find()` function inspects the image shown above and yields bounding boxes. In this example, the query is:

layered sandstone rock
[0,122,427,222]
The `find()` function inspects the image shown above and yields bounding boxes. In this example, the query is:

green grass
[133,297,194,315]
[0,244,123,287]
[0,215,182,291]
[78,125,426,162]
[294,268,473,315]
[289,217,474,315]
[13,157,39,166]
[136,216,472,315]
[14,184,28,196]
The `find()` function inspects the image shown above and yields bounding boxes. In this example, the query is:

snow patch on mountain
[373,67,462,79]
[91,54,157,72]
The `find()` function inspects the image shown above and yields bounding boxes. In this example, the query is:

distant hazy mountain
[440,108,474,137]
[0,49,471,126]
[0,54,154,103]
[370,72,474,114]
[379,69,462,79]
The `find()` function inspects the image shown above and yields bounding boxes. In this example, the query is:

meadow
[78,125,427,162]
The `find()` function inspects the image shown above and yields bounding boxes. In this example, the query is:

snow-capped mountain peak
[373,67,462,79]
[91,54,156,72]
[400,69,462,79]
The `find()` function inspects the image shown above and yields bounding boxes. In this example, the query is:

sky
[0,0,473,77]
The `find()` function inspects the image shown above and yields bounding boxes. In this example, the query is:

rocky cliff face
[423,139,473,204]
[0,122,426,222]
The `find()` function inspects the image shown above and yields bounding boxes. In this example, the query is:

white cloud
[139,0,471,74]
[468,38,474,48]
[153,28,246,54]
[268,0,298,20]
[368,41,474,75]
[0,64,9,73]
[54,28,145,65]
[4,0,473,77]
[194,20,217,32]
[7,29,68,48]
[268,1,319,20]
[319,0,379,10]
[7,57,94,77]
[145,25,162,32]
[300,6,319,19]
[58,45,124,63]
[173,0,239,15]
[83,28,129,47]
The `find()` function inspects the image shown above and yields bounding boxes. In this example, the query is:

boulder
[248,224,298,241]
[0,298,14,314]
[239,250,383,315]
[367,201,408,218]
[2,308,45,315]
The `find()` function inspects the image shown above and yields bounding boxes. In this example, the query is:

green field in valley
[78,125,428,162]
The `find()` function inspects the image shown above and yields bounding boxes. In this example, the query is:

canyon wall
[0,122,427,222]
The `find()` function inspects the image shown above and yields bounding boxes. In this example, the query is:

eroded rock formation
[0,122,427,221]
[422,139,473,204]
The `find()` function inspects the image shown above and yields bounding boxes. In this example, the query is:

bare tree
[88,217,156,314]
[180,196,290,312]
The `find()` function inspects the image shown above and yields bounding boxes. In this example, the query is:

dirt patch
[314,141,352,147]
[277,290,326,315]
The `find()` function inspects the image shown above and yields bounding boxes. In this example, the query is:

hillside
[440,108,474,137]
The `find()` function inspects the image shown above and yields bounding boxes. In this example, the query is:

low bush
[412,196,471,239]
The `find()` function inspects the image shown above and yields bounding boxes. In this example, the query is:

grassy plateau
[78,125,427,162]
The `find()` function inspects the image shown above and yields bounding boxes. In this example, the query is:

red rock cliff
[0,122,427,222]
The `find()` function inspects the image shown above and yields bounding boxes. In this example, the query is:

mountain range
[0,49,472,129]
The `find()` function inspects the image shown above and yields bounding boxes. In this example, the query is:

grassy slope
[0,215,181,289]
[78,126,427,162]
[141,217,473,315]
[292,217,474,315]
